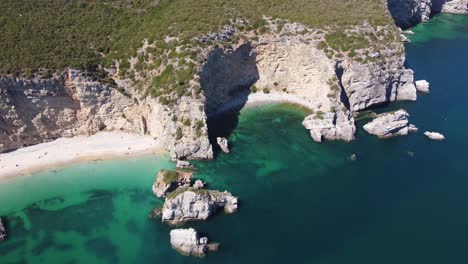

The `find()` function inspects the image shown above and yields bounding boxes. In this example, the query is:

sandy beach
[0,132,166,180]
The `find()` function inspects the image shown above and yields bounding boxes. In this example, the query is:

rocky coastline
[0,217,6,242]
[1,1,465,165]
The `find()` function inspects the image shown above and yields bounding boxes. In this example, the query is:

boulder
[161,188,238,225]
[0,217,6,241]
[424,131,445,141]
[302,110,356,143]
[415,80,430,93]
[363,109,413,138]
[216,137,230,153]
[152,170,193,198]
[176,160,196,170]
[170,228,219,256]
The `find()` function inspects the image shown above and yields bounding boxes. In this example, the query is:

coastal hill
[0,0,466,160]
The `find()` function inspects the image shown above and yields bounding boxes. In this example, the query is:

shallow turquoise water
[1,14,468,263]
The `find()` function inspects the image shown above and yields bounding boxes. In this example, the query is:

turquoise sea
[1,14,468,263]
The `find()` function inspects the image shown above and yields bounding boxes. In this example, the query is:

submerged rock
[415,80,430,93]
[216,137,230,153]
[0,217,6,242]
[161,188,238,225]
[363,109,415,138]
[170,228,219,257]
[152,170,193,198]
[176,160,196,170]
[302,110,356,143]
[424,131,445,141]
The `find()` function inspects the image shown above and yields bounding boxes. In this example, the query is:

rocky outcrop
[176,160,195,170]
[436,0,468,14]
[0,217,6,241]
[216,137,230,153]
[302,110,356,142]
[415,80,430,93]
[424,131,445,140]
[0,69,213,160]
[363,109,416,138]
[170,228,219,256]
[388,0,468,28]
[152,170,193,198]
[161,188,238,225]
[387,0,432,28]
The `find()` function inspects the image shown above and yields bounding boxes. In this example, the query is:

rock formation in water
[302,110,356,142]
[152,170,193,198]
[363,109,417,138]
[0,217,6,241]
[415,80,430,93]
[170,228,219,256]
[424,131,446,140]
[388,0,468,28]
[161,188,238,225]
[216,137,230,153]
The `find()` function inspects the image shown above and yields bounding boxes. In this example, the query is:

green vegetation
[263,88,270,94]
[161,170,180,184]
[175,127,183,140]
[251,85,258,93]
[315,110,325,120]
[166,186,208,200]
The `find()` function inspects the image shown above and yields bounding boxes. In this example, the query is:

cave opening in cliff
[199,43,259,155]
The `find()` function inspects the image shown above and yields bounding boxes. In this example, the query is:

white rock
[415,80,430,93]
[424,131,445,141]
[363,110,411,138]
[302,110,356,143]
[162,188,238,224]
[0,217,6,242]
[152,170,192,198]
[216,137,230,153]
[170,228,218,256]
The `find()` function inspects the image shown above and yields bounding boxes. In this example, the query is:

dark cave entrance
[199,43,259,156]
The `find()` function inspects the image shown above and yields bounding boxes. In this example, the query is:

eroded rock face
[170,228,219,256]
[415,80,430,93]
[0,70,213,160]
[387,0,432,28]
[363,109,414,138]
[388,0,467,28]
[161,188,238,225]
[0,217,6,241]
[302,110,356,142]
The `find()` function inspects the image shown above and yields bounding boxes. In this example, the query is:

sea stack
[170,228,219,256]
[0,217,7,242]
[363,109,416,138]
[424,131,445,141]
[415,80,430,93]
[152,170,193,198]
[216,137,230,153]
[161,188,238,225]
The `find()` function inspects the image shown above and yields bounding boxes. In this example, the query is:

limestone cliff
[388,0,467,28]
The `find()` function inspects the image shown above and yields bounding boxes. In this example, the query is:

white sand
[0,132,166,179]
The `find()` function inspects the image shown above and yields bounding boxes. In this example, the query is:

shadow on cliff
[200,43,259,156]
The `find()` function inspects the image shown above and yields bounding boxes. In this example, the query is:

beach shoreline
[0,132,167,180]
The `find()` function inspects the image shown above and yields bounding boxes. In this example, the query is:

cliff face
[388,0,468,28]
[0,70,212,160]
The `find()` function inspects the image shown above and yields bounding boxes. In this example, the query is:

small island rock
[363,109,415,138]
[424,131,445,141]
[415,80,430,93]
[161,188,238,225]
[0,217,6,242]
[176,160,195,170]
[216,137,230,153]
[170,228,219,257]
[302,110,356,143]
[152,170,193,198]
